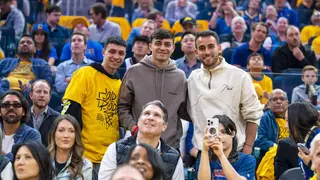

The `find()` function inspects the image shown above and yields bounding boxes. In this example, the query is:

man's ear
[162,123,167,132]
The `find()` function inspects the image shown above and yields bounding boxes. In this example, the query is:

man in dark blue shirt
[32,5,70,60]
[274,0,299,26]
[231,22,272,71]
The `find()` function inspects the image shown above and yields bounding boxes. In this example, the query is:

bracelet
[244,143,253,148]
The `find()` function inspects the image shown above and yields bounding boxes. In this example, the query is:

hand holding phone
[297,143,310,155]
[207,118,219,139]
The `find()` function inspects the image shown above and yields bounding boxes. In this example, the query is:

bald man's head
[111,165,145,180]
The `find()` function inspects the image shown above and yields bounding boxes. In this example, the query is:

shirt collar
[97,21,109,30]
[136,139,161,152]
[68,56,90,65]
[31,106,48,116]
[183,56,201,65]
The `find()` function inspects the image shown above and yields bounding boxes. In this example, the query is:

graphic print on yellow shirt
[7,61,35,90]
[275,118,289,142]
[62,65,121,163]
[252,74,273,105]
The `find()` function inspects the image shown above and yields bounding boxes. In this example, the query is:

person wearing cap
[31,24,58,73]
[165,0,198,25]
[300,11,320,46]
[89,3,121,44]
[60,20,104,63]
[171,17,198,60]
[0,0,25,40]
[32,5,70,60]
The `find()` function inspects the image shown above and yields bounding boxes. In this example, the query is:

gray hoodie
[291,84,320,103]
[118,55,188,149]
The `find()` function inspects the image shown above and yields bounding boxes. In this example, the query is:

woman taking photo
[124,143,165,180]
[48,115,92,179]
[12,141,54,180]
[32,25,58,72]
[198,115,256,180]
[287,102,320,180]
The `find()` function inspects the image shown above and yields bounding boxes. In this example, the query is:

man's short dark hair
[147,10,163,21]
[104,36,126,48]
[251,22,269,35]
[0,0,11,3]
[133,35,150,45]
[151,28,174,42]
[141,100,168,123]
[284,25,299,36]
[91,3,107,19]
[19,34,35,45]
[45,5,61,14]
[247,52,264,65]
[30,80,52,94]
[181,31,196,41]
[71,32,88,45]
[195,30,219,44]
[0,90,29,123]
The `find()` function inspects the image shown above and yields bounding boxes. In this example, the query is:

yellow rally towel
[256,145,278,180]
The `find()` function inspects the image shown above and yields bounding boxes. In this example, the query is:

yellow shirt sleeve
[300,26,310,44]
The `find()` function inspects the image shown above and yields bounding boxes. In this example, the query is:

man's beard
[18,51,33,58]
[3,112,22,124]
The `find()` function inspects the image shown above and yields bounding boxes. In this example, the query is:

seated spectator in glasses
[220,16,250,52]
[209,0,238,36]
[48,115,92,179]
[124,144,166,180]
[0,90,41,161]
[254,89,288,156]
[99,100,184,180]
[60,20,104,63]
[272,25,317,74]
[122,35,150,72]
[263,17,288,53]
[55,32,94,95]
[300,12,320,46]
[231,23,272,71]
[32,5,70,58]
[89,3,121,44]
[292,66,320,106]
[0,35,52,94]
[165,0,198,25]
[131,0,156,23]
[274,0,299,26]
[27,80,60,147]
[0,0,25,40]
[197,115,256,180]
[247,53,273,106]
[31,24,58,74]
[111,164,145,180]
[12,141,54,180]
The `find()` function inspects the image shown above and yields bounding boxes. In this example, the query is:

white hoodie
[187,57,264,150]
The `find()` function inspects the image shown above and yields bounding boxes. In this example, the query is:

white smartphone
[207,117,219,138]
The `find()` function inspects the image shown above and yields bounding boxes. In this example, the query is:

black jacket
[272,44,317,73]
[274,137,298,180]
[27,106,60,146]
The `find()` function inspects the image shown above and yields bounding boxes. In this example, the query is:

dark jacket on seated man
[0,58,52,93]
[272,44,317,73]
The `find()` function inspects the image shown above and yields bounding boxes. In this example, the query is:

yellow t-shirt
[310,174,317,180]
[275,117,289,142]
[301,26,320,44]
[62,66,121,163]
[7,61,35,90]
[252,74,273,105]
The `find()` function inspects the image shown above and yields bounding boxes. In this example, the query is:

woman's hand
[298,147,312,166]
[203,128,215,152]
[210,136,224,158]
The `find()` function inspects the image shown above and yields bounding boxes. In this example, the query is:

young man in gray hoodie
[118,28,189,150]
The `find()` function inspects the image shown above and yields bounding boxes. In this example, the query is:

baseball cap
[71,17,90,29]
[180,17,196,26]
[31,24,49,34]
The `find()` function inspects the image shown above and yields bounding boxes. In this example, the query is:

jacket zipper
[208,71,212,89]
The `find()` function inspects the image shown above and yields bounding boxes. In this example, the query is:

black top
[271,44,317,73]
[55,160,67,175]
[219,34,251,48]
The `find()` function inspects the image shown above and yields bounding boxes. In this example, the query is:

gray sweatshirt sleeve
[13,9,25,39]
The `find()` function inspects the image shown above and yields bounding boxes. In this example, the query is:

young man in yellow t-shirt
[247,52,273,105]
[61,36,126,180]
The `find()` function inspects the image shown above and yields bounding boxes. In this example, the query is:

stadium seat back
[107,17,131,40]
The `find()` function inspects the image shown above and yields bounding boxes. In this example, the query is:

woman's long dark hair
[12,141,54,180]
[210,115,239,162]
[287,102,319,143]
[32,30,51,61]
[124,143,165,180]
[48,115,85,179]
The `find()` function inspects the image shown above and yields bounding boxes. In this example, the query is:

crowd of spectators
[0,0,320,179]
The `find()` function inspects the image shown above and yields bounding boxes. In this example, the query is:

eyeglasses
[271,97,287,102]
[1,102,22,109]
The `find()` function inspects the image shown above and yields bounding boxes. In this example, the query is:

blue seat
[280,69,303,103]
[222,48,234,64]
[279,167,304,180]
[0,27,16,58]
